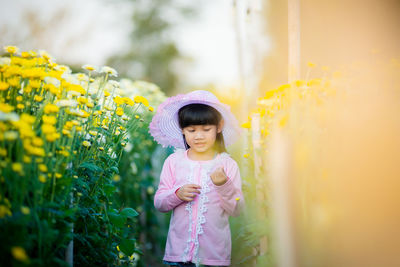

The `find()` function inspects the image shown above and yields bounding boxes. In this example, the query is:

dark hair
[178,103,226,153]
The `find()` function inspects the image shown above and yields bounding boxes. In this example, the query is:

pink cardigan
[154,149,244,266]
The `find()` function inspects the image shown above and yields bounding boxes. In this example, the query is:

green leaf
[79,162,103,173]
[110,166,119,174]
[120,208,139,218]
[108,213,127,228]
[104,184,116,197]
[119,238,136,256]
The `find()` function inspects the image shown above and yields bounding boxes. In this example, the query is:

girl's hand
[210,166,228,186]
[176,184,202,202]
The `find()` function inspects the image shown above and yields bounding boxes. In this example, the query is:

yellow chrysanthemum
[134,95,149,107]
[113,96,124,106]
[116,107,124,116]
[44,104,60,114]
[39,164,48,172]
[21,206,30,215]
[11,246,29,262]
[0,103,15,113]
[39,175,47,183]
[77,97,88,104]
[82,141,91,147]
[12,163,23,173]
[241,122,251,129]
[0,81,9,91]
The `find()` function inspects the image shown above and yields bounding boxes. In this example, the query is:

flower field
[233,58,400,266]
[0,45,166,266]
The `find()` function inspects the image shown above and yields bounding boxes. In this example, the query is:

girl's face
[182,122,223,153]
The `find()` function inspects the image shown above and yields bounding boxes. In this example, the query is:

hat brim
[149,91,243,149]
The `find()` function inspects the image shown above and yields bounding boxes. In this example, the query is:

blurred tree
[107,0,198,95]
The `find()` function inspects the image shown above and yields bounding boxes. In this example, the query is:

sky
[0,0,241,88]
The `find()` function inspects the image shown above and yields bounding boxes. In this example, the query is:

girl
[149,90,244,267]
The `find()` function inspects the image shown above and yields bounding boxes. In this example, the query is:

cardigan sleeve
[154,154,184,213]
[212,159,245,217]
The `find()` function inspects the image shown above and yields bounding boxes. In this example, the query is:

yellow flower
[12,163,23,172]
[0,205,12,218]
[98,147,104,151]
[11,246,29,262]
[123,97,134,106]
[32,137,44,146]
[113,175,121,182]
[243,154,250,158]
[4,45,19,54]
[149,106,154,112]
[86,102,94,108]
[295,80,306,87]
[42,115,57,125]
[39,164,48,172]
[113,96,124,106]
[4,131,18,141]
[116,245,120,252]
[116,107,124,116]
[134,95,149,107]
[45,133,60,142]
[235,197,240,201]
[89,130,98,136]
[279,114,288,128]
[307,62,316,68]
[0,148,7,157]
[16,96,23,101]
[135,115,139,119]
[44,104,60,114]
[16,104,24,109]
[82,141,91,147]
[0,81,9,91]
[42,124,56,134]
[39,175,47,183]
[29,79,41,89]
[104,91,110,97]
[23,155,32,163]
[21,206,30,215]
[55,173,62,179]
[77,97,88,104]
[241,122,251,129]
[33,95,43,102]
[0,103,14,113]
[73,175,78,179]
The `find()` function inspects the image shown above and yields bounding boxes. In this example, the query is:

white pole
[288,0,301,82]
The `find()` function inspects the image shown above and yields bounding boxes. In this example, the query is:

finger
[183,196,194,202]
[187,184,202,189]
[188,189,200,194]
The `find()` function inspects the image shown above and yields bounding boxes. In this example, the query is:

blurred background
[1,0,400,266]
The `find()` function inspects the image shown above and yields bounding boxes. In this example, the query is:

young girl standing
[149,90,244,267]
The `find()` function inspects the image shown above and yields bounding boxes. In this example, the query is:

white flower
[44,76,61,87]
[0,111,19,121]
[54,65,72,74]
[0,57,11,65]
[55,99,78,108]
[100,66,118,77]
[67,90,81,98]
[82,64,97,72]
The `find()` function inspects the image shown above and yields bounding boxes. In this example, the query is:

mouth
[195,143,206,146]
